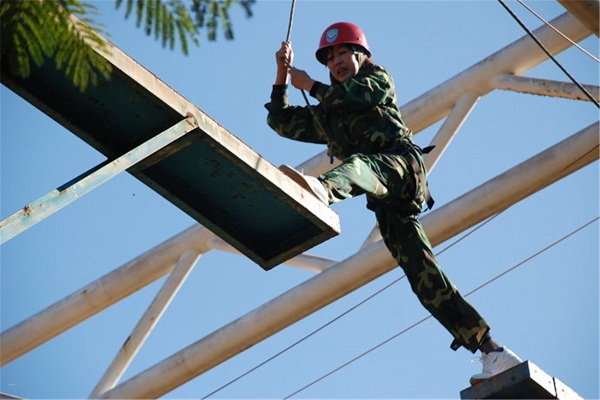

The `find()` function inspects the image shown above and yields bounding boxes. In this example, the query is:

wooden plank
[0,34,340,270]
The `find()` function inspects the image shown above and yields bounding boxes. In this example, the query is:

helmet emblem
[325,28,339,43]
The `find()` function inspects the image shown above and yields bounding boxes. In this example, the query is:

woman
[265,21,521,384]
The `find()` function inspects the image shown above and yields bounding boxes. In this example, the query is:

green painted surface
[2,53,339,270]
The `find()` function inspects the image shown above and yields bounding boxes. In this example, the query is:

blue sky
[1,0,598,398]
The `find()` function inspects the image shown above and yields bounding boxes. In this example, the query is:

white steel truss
[1,6,598,399]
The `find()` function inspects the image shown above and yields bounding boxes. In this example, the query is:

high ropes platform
[0,24,340,270]
[0,1,598,399]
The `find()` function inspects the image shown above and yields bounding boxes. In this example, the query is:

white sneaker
[280,165,328,204]
[470,347,522,385]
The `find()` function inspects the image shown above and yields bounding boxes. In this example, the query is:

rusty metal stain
[135,135,195,170]
[208,158,222,178]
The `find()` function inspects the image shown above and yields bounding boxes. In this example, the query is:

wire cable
[285,216,599,398]
[282,143,599,396]
[201,215,500,398]
[497,0,599,107]
[281,0,329,152]
[201,274,406,399]
[203,3,598,394]
[516,0,599,63]
[205,110,598,399]
[285,0,296,43]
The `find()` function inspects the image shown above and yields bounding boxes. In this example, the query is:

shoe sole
[279,165,323,201]
[469,377,487,386]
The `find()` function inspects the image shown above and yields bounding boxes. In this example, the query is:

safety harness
[366,142,435,217]
[408,143,435,211]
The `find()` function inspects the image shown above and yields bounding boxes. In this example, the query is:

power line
[201,215,500,398]
[436,213,500,257]
[283,148,597,397]
[201,6,597,391]
[284,216,599,398]
[203,201,596,397]
[464,216,599,297]
[283,314,433,399]
[497,0,599,107]
[516,0,599,63]
[201,273,406,399]
[203,115,598,400]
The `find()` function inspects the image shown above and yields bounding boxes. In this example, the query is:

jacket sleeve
[311,65,394,112]
[265,85,328,145]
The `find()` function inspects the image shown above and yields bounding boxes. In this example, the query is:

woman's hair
[328,44,373,84]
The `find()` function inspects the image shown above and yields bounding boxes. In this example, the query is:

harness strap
[406,144,435,211]
[366,143,435,216]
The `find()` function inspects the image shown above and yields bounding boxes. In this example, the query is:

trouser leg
[320,152,489,352]
[376,208,490,353]
[318,154,398,203]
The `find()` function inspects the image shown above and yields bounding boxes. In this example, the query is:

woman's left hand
[289,67,315,92]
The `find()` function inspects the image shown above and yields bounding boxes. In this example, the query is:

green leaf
[1,0,255,92]
[115,0,254,53]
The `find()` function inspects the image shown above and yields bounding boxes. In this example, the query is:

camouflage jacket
[265,63,412,160]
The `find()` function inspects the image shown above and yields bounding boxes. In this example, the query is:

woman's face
[326,45,361,83]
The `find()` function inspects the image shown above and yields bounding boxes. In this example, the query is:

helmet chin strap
[354,52,364,65]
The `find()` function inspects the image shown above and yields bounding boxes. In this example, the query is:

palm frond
[117,0,255,53]
[1,0,255,93]
[55,0,113,91]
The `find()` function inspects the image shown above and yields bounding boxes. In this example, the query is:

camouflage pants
[319,153,490,353]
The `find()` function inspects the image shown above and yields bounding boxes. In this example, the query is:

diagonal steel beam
[0,116,198,244]
[98,122,599,399]
[294,12,593,177]
[1,11,595,372]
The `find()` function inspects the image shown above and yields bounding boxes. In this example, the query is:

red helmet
[316,22,371,65]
